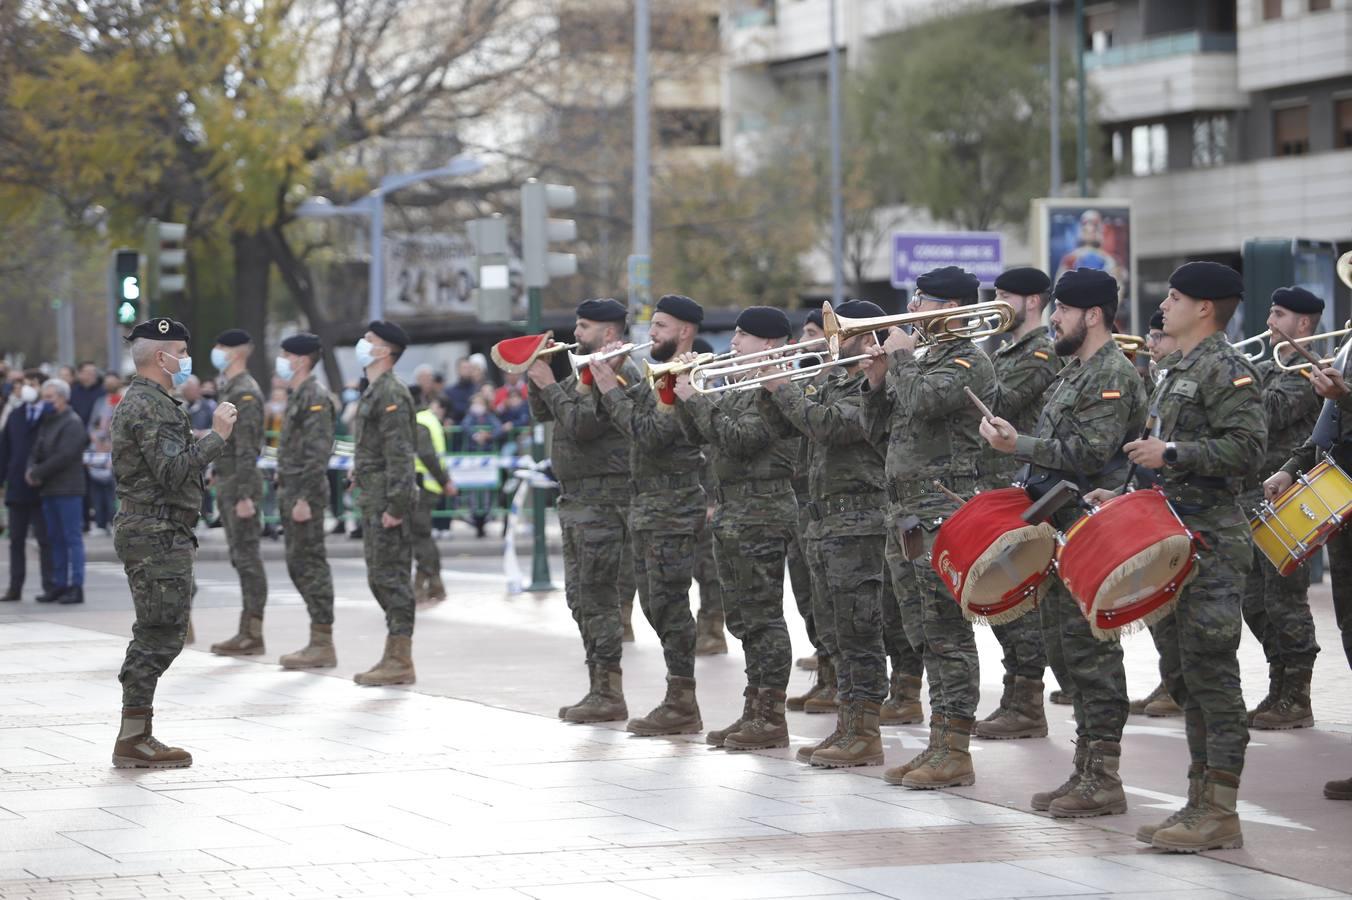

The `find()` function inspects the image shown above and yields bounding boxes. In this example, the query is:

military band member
[1092,261,1265,852]
[592,294,706,736]
[208,329,269,656]
[865,266,996,789]
[1240,288,1323,730]
[412,393,454,604]
[690,341,728,658]
[675,307,798,751]
[274,333,340,669]
[112,318,236,767]
[981,269,1147,817]
[978,266,1060,740]
[527,298,637,723]
[351,320,419,685]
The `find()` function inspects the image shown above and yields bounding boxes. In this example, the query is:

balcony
[1238,8,1352,92]
[1087,31,1243,123]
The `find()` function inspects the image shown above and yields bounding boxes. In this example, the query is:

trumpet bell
[1339,250,1352,291]
[491,332,577,374]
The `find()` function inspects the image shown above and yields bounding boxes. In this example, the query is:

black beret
[994,267,1051,296]
[736,306,792,339]
[916,266,980,303]
[1272,286,1324,315]
[1169,261,1243,300]
[368,319,409,349]
[834,299,885,320]
[576,297,627,323]
[655,293,703,325]
[805,308,824,329]
[126,317,190,343]
[692,337,715,355]
[281,332,322,355]
[1149,309,1165,331]
[215,328,252,347]
[1053,268,1119,309]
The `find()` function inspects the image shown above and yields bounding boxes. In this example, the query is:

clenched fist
[212,401,238,440]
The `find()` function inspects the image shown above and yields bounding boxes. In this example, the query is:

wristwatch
[1163,442,1179,466]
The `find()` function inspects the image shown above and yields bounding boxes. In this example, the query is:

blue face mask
[210,347,229,370]
[275,356,294,381]
[342,388,360,404]
[39,401,55,417]
[354,338,376,369]
[162,353,193,388]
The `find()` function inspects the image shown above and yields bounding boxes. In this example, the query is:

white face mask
[19,385,37,404]
[275,356,294,381]
[355,338,377,369]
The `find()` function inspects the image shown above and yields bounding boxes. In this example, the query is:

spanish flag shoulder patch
[1101,390,1122,400]
[309,404,324,411]
[1232,375,1254,388]
[1033,350,1050,361]
[954,358,972,369]
[240,394,254,402]
[385,403,398,412]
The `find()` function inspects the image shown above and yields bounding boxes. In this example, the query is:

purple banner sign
[891,231,1004,288]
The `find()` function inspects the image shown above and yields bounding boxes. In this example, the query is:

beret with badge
[655,293,704,325]
[368,319,409,349]
[1271,285,1324,315]
[576,297,628,323]
[126,317,190,342]
[994,267,1051,296]
[736,306,792,339]
[1169,261,1243,300]
[1053,268,1119,309]
[281,332,322,355]
[916,266,980,303]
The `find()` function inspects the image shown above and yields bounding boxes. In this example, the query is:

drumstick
[1120,412,1159,492]
[964,386,994,420]
[933,480,968,506]
[1270,325,1325,370]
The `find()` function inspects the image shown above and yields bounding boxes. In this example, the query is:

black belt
[632,472,701,494]
[887,476,974,505]
[716,477,794,503]
[806,492,883,521]
[117,501,199,528]
[1182,474,1229,490]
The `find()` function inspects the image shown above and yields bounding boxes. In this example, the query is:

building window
[1310,0,1332,11]
[1336,98,1352,149]
[1263,0,1283,19]
[1274,105,1310,156]
[1086,10,1116,53]
[1131,123,1168,175]
[657,108,721,148]
[1192,115,1231,167]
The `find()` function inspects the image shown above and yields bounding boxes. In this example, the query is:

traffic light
[467,214,513,323]
[521,179,577,288]
[113,250,141,325]
[144,218,187,303]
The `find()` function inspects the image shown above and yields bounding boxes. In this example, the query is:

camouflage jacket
[276,375,335,505]
[600,377,704,483]
[112,375,224,516]
[214,369,265,501]
[985,328,1060,486]
[766,368,885,501]
[352,369,417,519]
[1012,338,1147,495]
[1284,358,1352,477]
[1151,331,1266,519]
[1250,359,1317,482]
[864,337,996,518]
[527,362,639,491]
[679,384,797,488]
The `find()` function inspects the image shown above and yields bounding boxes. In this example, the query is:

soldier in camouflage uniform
[675,306,799,752]
[1092,262,1265,852]
[111,317,236,768]
[864,266,995,790]
[693,456,727,655]
[762,300,892,767]
[978,267,1062,740]
[526,298,638,723]
[273,333,340,669]
[351,321,419,686]
[982,269,1147,818]
[592,294,706,736]
[785,311,828,696]
[208,330,269,656]
[1239,288,1322,729]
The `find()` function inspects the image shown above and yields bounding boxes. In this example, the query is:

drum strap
[1312,337,1352,450]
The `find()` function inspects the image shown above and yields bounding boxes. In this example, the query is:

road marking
[1124,785,1312,831]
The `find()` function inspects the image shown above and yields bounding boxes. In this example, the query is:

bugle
[821,299,1015,356]
[1114,334,1146,358]
[490,332,578,374]
[1230,330,1271,362]
[643,353,720,385]
[1272,323,1352,372]
[567,341,654,373]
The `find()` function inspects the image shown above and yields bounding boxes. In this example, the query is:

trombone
[1114,334,1146,355]
[1272,323,1352,372]
[567,341,653,373]
[643,353,722,385]
[1230,330,1271,362]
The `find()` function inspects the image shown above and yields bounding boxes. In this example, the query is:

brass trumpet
[1114,334,1146,357]
[1272,322,1352,372]
[566,341,653,373]
[1230,330,1271,362]
[643,353,721,384]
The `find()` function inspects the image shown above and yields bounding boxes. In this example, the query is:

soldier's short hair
[129,337,177,368]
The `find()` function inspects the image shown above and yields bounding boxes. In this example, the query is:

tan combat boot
[1137,763,1204,843]
[185,617,195,644]
[1251,668,1313,729]
[883,714,943,785]
[1032,737,1088,811]
[424,572,447,603]
[112,707,192,769]
[1143,683,1182,717]
[803,659,840,714]
[709,686,757,747]
[880,673,923,725]
[1048,688,1073,706]
[976,676,1047,740]
[353,635,416,686]
[279,624,337,669]
[1324,776,1352,800]
[1246,664,1282,724]
[797,703,850,763]
[560,664,600,719]
[788,656,833,712]
[902,716,975,789]
[694,610,728,656]
[621,598,635,643]
[210,613,265,656]
[1152,770,1243,852]
[981,674,1014,723]
[796,652,819,671]
[725,687,790,751]
[1048,740,1126,817]
[566,667,627,723]
[811,700,884,768]
[627,676,702,736]
[412,571,429,605]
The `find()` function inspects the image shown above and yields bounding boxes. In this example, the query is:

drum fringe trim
[958,521,1057,622]
[1087,549,1199,641]
[970,578,1050,627]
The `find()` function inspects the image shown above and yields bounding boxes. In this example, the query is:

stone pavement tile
[750,795,964,833]
[1,807,135,831]
[0,785,176,812]
[823,861,1103,899]
[584,786,809,829]
[95,848,236,872]
[0,844,132,879]
[862,791,1051,825]
[0,825,92,853]
[1008,856,1221,892]
[516,882,659,900]
[607,824,792,846]
[66,818,283,854]
[617,872,865,899]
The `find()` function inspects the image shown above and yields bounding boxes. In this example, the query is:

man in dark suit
[0,370,56,602]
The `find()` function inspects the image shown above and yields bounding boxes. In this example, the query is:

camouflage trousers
[218,491,268,616]
[411,490,443,579]
[1152,515,1251,776]
[712,492,797,691]
[281,494,334,626]
[116,519,195,707]
[1242,545,1320,672]
[787,504,821,655]
[559,492,630,669]
[880,564,924,679]
[991,612,1047,679]
[361,515,415,637]
[630,486,703,678]
[694,508,722,618]
[1039,578,1127,743]
[804,512,888,704]
[884,516,979,719]
[1326,526,1352,669]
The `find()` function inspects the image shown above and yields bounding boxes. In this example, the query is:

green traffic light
[117,301,138,325]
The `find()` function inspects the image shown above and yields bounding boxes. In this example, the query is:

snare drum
[1057,489,1197,640]
[1251,458,1352,576]
[931,488,1058,624]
